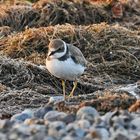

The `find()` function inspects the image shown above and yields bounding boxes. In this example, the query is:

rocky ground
[0,0,140,139]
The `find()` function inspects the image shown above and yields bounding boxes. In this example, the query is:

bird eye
[57,48,62,52]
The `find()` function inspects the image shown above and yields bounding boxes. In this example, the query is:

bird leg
[69,80,77,97]
[61,80,66,100]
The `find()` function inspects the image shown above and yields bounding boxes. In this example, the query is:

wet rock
[76,106,99,121]
[44,111,67,121]
[34,106,53,119]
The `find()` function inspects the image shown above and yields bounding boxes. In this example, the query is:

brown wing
[67,44,87,67]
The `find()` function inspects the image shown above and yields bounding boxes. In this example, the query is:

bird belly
[46,58,85,81]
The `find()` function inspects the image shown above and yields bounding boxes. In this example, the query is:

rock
[134,136,140,140]
[24,118,44,125]
[61,114,76,124]
[110,132,129,140]
[0,120,13,129]
[34,106,53,119]
[8,132,19,140]
[66,123,78,132]
[111,114,132,130]
[49,96,64,104]
[0,133,7,140]
[44,111,67,121]
[11,109,34,122]
[76,106,99,121]
[66,123,86,138]
[131,118,140,130]
[48,121,66,138]
[43,136,56,140]
[88,127,109,140]
[62,135,81,140]
[49,121,66,131]
[101,110,118,125]
[77,119,90,129]
[12,123,31,136]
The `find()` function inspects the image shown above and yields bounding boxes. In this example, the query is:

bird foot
[68,92,74,98]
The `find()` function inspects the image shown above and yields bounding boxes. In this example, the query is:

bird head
[47,39,67,59]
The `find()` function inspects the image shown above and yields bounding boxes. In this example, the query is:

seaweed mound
[0,55,136,116]
[1,23,140,83]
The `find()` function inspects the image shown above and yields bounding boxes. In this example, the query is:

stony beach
[0,0,140,140]
[0,104,140,140]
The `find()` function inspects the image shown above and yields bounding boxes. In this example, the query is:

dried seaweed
[0,23,140,83]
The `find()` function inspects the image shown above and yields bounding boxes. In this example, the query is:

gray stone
[49,121,66,131]
[43,136,56,140]
[0,133,7,140]
[11,109,34,122]
[0,120,13,129]
[77,119,90,129]
[61,114,76,124]
[34,106,53,119]
[76,106,99,121]
[48,121,66,138]
[89,127,109,140]
[44,111,67,121]
[110,132,129,140]
[62,135,82,140]
[66,123,86,138]
[131,118,140,130]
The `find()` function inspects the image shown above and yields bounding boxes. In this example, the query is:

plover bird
[46,39,87,99]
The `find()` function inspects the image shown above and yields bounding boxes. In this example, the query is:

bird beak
[48,51,53,57]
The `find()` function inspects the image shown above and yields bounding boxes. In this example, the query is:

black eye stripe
[49,47,64,56]
[57,48,62,52]
[49,51,55,56]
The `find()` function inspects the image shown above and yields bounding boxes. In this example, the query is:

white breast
[46,58,85,81]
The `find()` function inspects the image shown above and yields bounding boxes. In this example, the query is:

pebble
[131,118,140,130]
[76,106,99,121]
[0,106,139,140]
[11,109,33,122]
[0,119,13,129]
[34,106,53,119]
[88,127,109,140]
[0,133,7,140]
[49,96,64,104]
[77,119,91,129]
[44,110,67,121]
[61,114,76,124]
